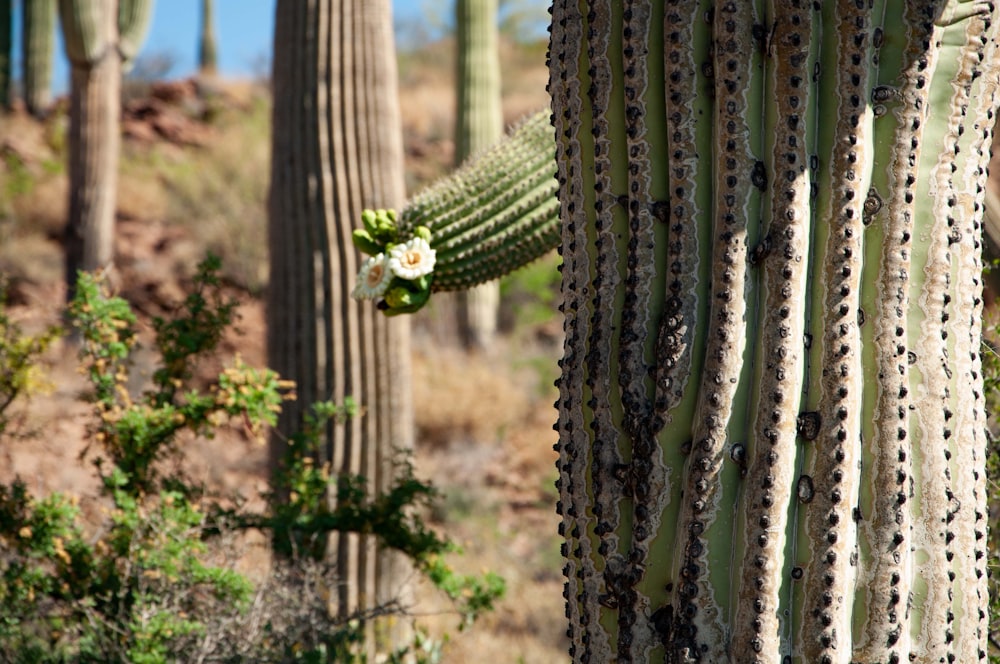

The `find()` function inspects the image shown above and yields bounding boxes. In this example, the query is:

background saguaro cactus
[454,0,503,349]
[267,0,413,648]
[58,0,152,300]
[0,0,10,111]
[546,1,999,661]
[22,0,55,117]
[198,0,216,77]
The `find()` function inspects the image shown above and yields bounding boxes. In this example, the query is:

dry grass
[409,337,568,663]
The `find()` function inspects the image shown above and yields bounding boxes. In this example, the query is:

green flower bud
[352,229,383,257]
[414,225,433,243]
[380,282,431,315]
[361,209,379,235]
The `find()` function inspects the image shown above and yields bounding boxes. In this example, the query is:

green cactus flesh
[547,0,998,662]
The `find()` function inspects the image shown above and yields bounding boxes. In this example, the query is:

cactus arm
[22,0,56,117]
[58,0,107,65]
[352,110,560,313]
[117,0,152,69]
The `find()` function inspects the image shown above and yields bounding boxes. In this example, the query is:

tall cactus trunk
[22,0,55,117]
[0,0,11,111]
[455,0,503,349]
[60,0,121,298]
[59,0,152,301]
[198,0,217,77]
[268,0,413,649]
[549,1,999,662]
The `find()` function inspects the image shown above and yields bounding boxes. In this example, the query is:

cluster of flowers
[351,208,436,315]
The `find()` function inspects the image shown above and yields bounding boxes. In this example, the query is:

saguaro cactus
[268,0,413,643]
[22,0,55,117]
[58,0,152,300]
[545,1,999,662]
[197,0,216,76]
[454,0,504,348]
[0,0,10,111]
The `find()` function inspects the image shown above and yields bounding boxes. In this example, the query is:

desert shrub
[0,256,503,663]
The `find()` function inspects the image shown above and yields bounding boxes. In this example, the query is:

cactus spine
[547,1,998,662]
[198,0,216,76]
[22,0,56,117]
[268,0,413,649]
[455,0,504,348]
[58,0,152,299]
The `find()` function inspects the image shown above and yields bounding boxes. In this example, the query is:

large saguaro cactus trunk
[268,0,413,633]
[549,1,999,661]
[455,0,503,349]
[59,0,152,299]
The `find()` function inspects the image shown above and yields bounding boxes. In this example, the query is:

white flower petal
[388,237,436,280]
[353,254,392,300]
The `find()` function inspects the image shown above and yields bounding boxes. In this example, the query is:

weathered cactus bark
[268,0,413,641]
[549,1,999,662]
[198,0,217,76]
[22,0,55,117]
[455,0,503,349]
[59,0,152,300]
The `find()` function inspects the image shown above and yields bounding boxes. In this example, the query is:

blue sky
[12,0,449,94]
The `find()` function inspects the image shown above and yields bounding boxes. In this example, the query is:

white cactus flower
[352,253,392,300]
[388,237,436,280]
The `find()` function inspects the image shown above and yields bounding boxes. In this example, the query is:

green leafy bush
[0,256,503,663]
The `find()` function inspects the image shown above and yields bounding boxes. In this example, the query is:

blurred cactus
[58,0,152,300]
[22,0,55,117]
[455,0,502,163]
[268,0,413,653]
[0,0,10,111]
[116,0,152,68]
[198,0,217,76]
[454,0,503,349]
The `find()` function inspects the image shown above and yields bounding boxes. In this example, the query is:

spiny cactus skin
[268,0,413,650]
[455,0,504,349]
[22,0,56,117]
[549,1,998,662]
[198,0,217,76]
[400,110,559,293]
